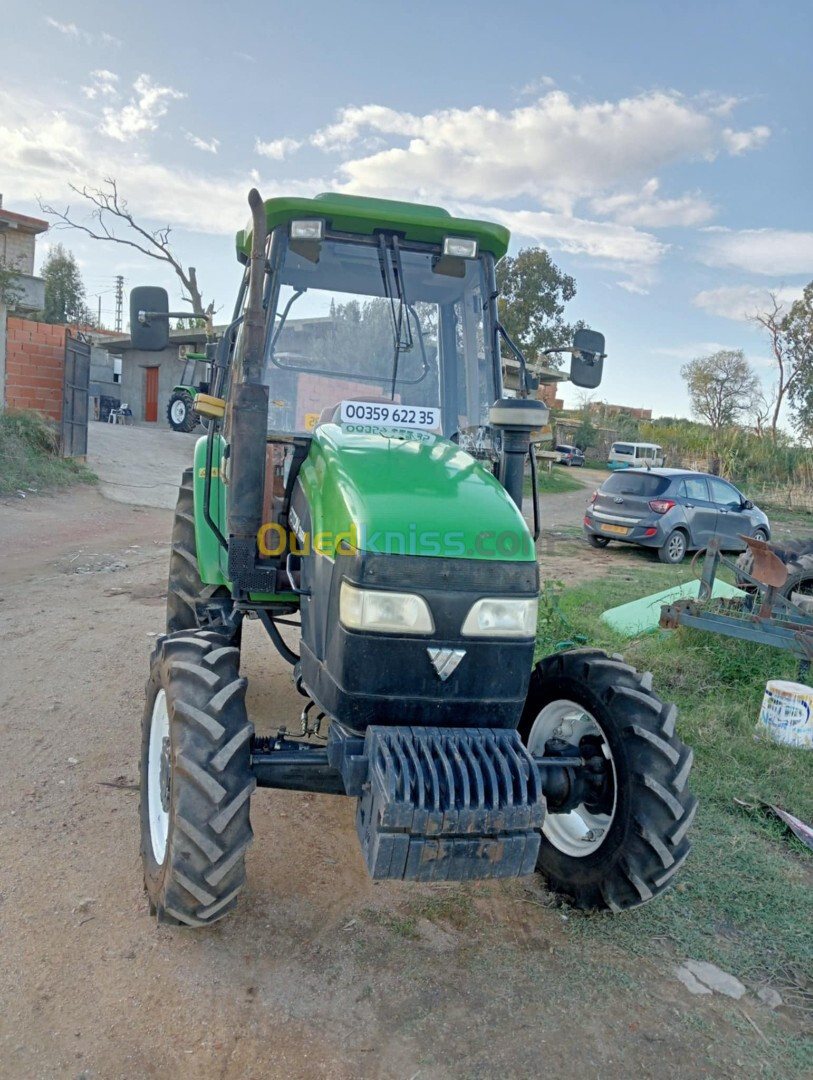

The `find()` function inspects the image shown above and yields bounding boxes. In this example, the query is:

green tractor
[131,191,696,927]
[166,349,213,433]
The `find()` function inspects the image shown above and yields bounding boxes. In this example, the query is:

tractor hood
[297,423,534,562]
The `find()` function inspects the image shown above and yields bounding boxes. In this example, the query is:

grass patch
[534,564,813,984]
[525,466,586,495]
[0,410,96,495]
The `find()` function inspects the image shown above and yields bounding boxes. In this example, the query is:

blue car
[583,468,770,564]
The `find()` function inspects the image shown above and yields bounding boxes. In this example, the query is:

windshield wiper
[376,234,413,399]
[270,288,304,352]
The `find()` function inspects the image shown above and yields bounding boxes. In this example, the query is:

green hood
[298,424,534,562]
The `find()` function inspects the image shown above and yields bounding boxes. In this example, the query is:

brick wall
[4,317,67,421]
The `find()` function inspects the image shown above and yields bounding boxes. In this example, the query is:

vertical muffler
[227,189,270,547]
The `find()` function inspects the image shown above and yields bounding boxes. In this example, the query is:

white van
[608,441,665,469]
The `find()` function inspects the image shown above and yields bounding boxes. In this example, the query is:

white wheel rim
[148,689,171,864]
[527,698,617,857]
[170,399,187,424]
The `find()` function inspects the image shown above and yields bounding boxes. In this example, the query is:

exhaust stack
[226,189,270,547]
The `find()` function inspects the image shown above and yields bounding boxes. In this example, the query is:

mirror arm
[497,323,530,397]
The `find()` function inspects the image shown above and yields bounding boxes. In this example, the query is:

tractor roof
[235,192,510,263]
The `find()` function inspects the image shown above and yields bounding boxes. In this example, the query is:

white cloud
[100,74,185,142]
[722,125,771,155]
[590,179,714,228]
[185,131,220,154]
[700,228,813,276]
[45,17,80,37]
[469,204,665,265]
[692,283,805,322]
[255,136,302,160]
[312,91,768,214]
[518,75,556,96]
[81,70,119,101]
[0,90,322,237]
[44,16,120,47]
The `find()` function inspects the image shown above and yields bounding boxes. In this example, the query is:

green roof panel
[235,192,510,262]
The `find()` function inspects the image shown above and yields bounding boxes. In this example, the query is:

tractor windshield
[262,228,498,437]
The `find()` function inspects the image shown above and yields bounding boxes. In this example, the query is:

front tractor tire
[140,630,255,927]
[167,391,198,433]
[519,649,697,912]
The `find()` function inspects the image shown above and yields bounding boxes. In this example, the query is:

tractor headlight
[339,582,434,634]
[461,597,538,638]
[443,236,478,258]
[290,218,325,240]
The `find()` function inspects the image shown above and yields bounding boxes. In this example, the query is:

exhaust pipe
[227,189,270,544]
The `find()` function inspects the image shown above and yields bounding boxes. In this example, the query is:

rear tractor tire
[140,630,255,926]
[519,649,697,912]
[167,468,235,638]
[167,391,198,433]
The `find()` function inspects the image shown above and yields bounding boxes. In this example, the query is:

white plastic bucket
[757,680,813,749]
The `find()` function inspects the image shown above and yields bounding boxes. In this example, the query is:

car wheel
[752,528,769,543]
[587,534,610,549]
[658,530,688,564]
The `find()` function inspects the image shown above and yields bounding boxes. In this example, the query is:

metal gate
[61,334,90,458]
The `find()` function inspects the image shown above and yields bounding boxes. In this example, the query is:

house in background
[96,326,212,425]
[0,197,48,313]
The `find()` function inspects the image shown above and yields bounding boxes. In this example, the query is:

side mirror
[570,328,606,389]
[129,286,170,351]
[743,499,754,510]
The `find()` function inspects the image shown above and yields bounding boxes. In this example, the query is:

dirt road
[0,467,786,1078]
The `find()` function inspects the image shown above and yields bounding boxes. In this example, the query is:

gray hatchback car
[583,468,770,564]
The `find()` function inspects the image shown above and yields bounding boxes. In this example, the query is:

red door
[145,366,159,423]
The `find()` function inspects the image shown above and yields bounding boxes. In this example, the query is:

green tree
[778,284,813,441]
[41,244,87,324]
[0,261,22,306]
[680,350,761,431]
[496,247,577,363]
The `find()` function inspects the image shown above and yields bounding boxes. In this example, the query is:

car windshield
[601,472,670,497]
[260,230,497,437]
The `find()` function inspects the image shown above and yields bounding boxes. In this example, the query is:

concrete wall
[3,316,67,421]
[0,228,36,275]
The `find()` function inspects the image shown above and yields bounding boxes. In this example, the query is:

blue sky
[2,0,811,420]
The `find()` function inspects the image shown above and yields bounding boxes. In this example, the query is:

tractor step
[356,727,545,881]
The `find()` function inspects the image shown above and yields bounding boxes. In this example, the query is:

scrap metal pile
[659,535,813,673]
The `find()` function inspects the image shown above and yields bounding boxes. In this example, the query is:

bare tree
[752,291,808,440]
[39,177,212,318]
[575,389,596,413]
[749,387,775,438]
[681,349,761,430]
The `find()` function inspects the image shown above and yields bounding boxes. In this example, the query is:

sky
[2,0,811,421]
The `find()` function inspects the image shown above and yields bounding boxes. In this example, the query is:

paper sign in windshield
[340,400,440,430]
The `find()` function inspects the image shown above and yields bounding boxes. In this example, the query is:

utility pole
[114,275,124,332]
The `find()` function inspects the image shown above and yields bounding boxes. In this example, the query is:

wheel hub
[527,700,618,857]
